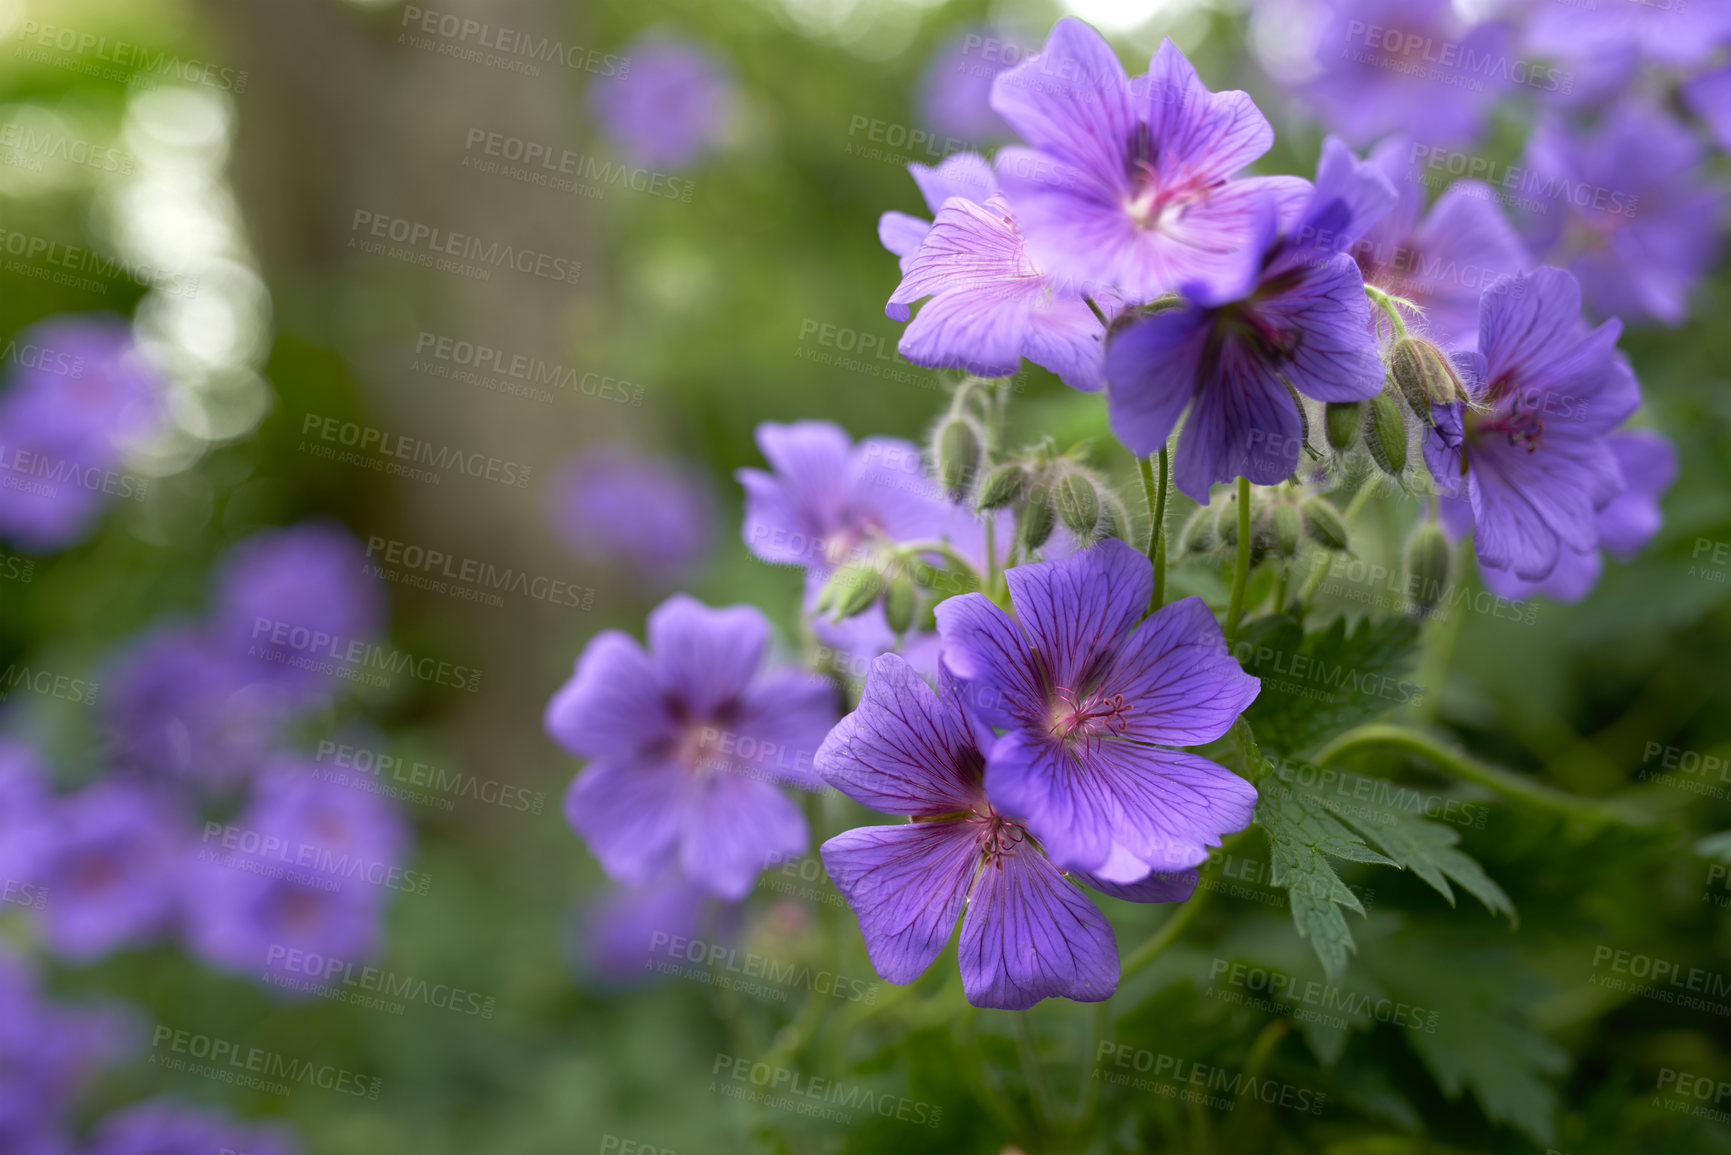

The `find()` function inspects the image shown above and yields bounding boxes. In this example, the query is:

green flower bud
[883,572,916,634]
[934,418,982,502]
[1180,505,1215,553]
[816,562,884,621]
[1325,401,1362,451]
[1363,393,1409,478]
[976,463,1028,511]
[1404,521,1452,614]
[1214,490,1241,549]
[1388,337,1466,426]
[1055,472,1101,538]
[1021,483,1056,552]
[1270,502,1303,559]
[1301,497,1350,551]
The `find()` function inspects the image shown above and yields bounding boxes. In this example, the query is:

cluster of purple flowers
[0,316,167,551]
[0,945,295,1155]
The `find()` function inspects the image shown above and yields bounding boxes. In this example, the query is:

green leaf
[1254,773,1399,981]
[1238,613,1422,756]
[1336,809,1518,926]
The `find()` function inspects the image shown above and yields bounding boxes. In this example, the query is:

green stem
[1224,475,1251,646]
[1139,449,1170,615]
[1312,722,1649,827]
[1013,1012,1056,1140]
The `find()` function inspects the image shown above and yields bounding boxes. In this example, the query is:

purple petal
[880,211,932,266]
[566,759,686,888]
[732,668,840,790]
[1104,595,1259,745]
[989,19,1134,194]
[1258,254,1384,403]
[1105,304,1207,458]
[646,595,769,717]
[1598,429,1676,559]
[910,152,1001,212]
[1170,341,1304,503]
[679,773,807,900]
[958,843,1117,1009]
[1479,545,1602,603]
[1467,435,1619,581]
[1004,538,1153,693]
[1141,39,1274,186]
[823,822,978,984]
[815,653,986,815]
[545,632,674,761]
[933,592,1047,729]
[1072,865,1199,904]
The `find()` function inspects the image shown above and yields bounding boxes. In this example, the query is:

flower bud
[1325,401,1361,451]
[1021,483,1056,552]
[1404,522,1451,615]
[1214,489,1241,549]
[816,562,884,621]
[1388,337,1466,425]
[883,572,916,634]
[976,463,1028,511]
[934,418,982,502]
[1055,472,1101,538]
[1301,497,1350,551]
[1363,393,1409,478]
[1270,502,1303,559]
[1180,505,1215,553]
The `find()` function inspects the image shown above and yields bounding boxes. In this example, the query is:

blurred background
[2,0,1731,1152]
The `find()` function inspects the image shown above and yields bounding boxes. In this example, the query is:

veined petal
[1170,337,1304,503]
[910,152,1001,212]
[1105,301,1207,458]
[934,593,1048,730]
[1141,39,1274,189]
[824,822,979,984]
[958,842,1118,1009]
[1467,433,1618,581]
[1003,538,1152,694]
[1071,865,1199,904]
[989,18,1135,192]
[1104,595,1259,746]
[815,653,985,815]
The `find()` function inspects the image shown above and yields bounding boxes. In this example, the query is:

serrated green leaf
[1238,613,1422,755]
[1255,775,1399,980]
[1337,809,1517,925]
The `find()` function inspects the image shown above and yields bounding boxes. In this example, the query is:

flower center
[1048,687,1132,741]
[974,812,1030,867]
[1465,386,1546,454]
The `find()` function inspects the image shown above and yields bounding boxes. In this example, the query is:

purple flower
[1424,267,1640,591]
[737,422,957,578]
[917,28,1027,145]
[589,35,733,171]
[934,539,1259,884]
[1521,0,1731,103]
[1519,106,1724,326]
[1354,136,1529,349]
[548,449,714,583]
[1293,0,1518,147]
[1104,137,1391,501]
[101,625,294,789]
[575,873,726,987]
[818,652,1197,1009]
[37,781,184,961]
[545,594,839,900]
[0,316,165,551]
[184,760,409,982]
[886,194,1118,390]
[1466,429,1675,602]
[1685,66,1731,153]
[0,739,54,890]
[212,523,387,702]
[878,152,1000,272]
[88,1100,297,1155]
[991,21,1298,301]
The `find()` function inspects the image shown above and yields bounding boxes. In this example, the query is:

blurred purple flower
[736,421,956,578]
[589,35,733,171]
[0,739,54,891]
[935,539,1260,884]
[575,873,718,986]
[545,594,837,900]
[1519,106,1724,326]
[1295,0,1520,147]
[818,653,1197,1009]
[991,21,1296,300]
[878,152,999,273]
[0,316,165,551]
[1520,0,1731,106]
[917,28,1028,145]
[37,781,184,961]
[548,449,713,583]
[101,625,295,789]
[1105,137,1389,501]
[1685,66,1731,153]
[212,523,387,703]
[184,760,409,984]
[1354,136,1530,349]
[88,1099,297,1155]
[1424,267,1641,593]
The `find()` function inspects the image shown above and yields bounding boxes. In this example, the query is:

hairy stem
[1224,475,1251,645]
[1139,448,1170,615]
